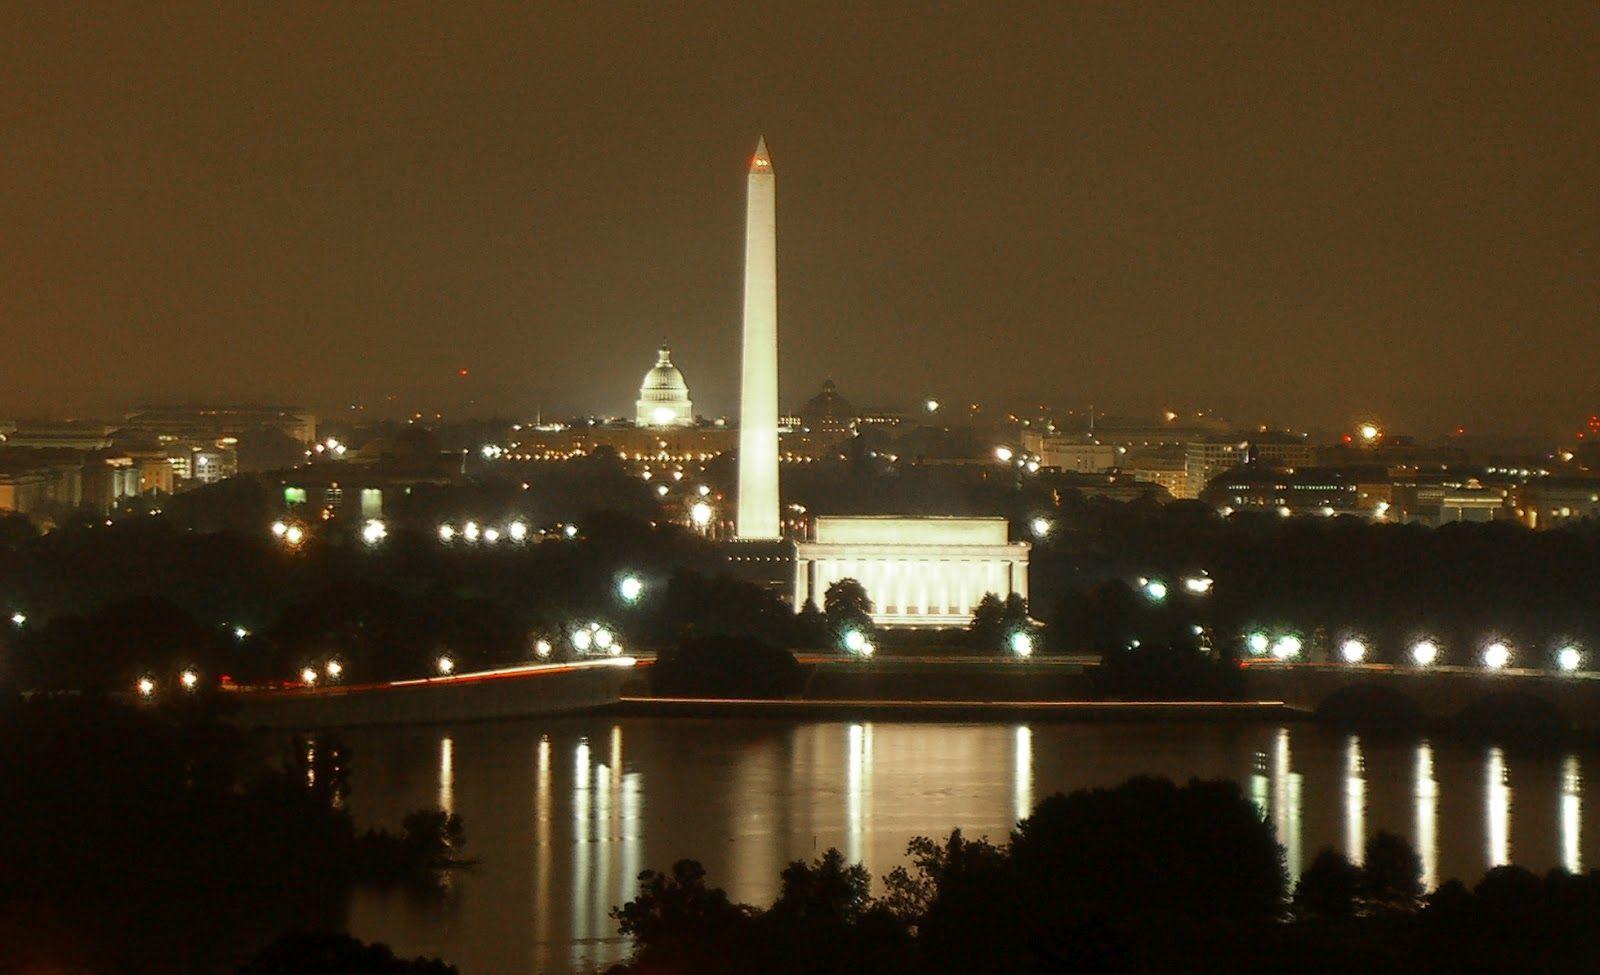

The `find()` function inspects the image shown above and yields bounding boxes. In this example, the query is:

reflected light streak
[1415,742,1438,890]
[846,723,874,866]
[1563,754,1582,874]
[1273,729,1303,883]
[535,735,551,975]
[1345,736,1365,866]
[1487,747,1511,868]
[438,737,454,815]
[1013,725,1033,825]
[573,738,591,971]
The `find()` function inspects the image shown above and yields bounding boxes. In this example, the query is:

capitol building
[635,345,695,427]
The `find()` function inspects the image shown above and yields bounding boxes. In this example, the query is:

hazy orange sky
[2,3,1596,435]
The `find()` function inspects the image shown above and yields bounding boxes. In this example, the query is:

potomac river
[339,717,1591,974]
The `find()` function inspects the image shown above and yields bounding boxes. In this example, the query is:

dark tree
[1361,830,1424,913]
[239,932,457,975]
[1294,848,1362,920]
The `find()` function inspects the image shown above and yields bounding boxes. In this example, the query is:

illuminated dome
[635,346,694,427]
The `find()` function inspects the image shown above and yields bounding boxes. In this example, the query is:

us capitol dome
[635,345,695,427]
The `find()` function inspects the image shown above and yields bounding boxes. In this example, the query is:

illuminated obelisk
[736,136,781,539]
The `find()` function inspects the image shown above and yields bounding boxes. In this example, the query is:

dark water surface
[340,718,1591,974]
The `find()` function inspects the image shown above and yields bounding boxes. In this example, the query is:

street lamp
[361,520,387,545]
[436,655,455,675]
[618,575,644,603]
[1340,639,1367,664]
[1030,517,1051,539]
[842,629,873,657]
[1010,630,1034,658]
[1182,575,1214,595]
[1142,579,1168,602]
[1270,635,1302,660]
[325,659,343,680]
[300,667,318,686]
[1483,641,1512,670]
[1410,640,1439,667]
[534,639,552,659]
[438,523,456,542]
[180,669,198,691]
[572,628,593,652]
[136,676,155,698]
[8,611,24,627]
[508,521,529,542]
[1558,645,1583,673]
[1246,632,1270,656]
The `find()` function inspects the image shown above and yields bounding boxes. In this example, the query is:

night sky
[3,4,1595,435]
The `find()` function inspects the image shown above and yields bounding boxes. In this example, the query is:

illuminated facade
[737,137,781,539]
[634,346,695,427]
[794,516,1030,626]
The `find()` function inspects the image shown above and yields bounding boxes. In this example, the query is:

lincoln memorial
[793,516,1031,626]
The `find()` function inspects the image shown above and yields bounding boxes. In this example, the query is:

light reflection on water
[343,719,1597,975]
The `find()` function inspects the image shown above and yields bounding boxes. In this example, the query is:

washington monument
[736,137,781,539]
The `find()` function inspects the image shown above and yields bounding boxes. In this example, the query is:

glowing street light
[1182,575,1214,595]
[282,525,305,547]
[994,446,1014,463]
[1410,640,1439,667]
[361,520,387,545]
[534,639,553,659]
[1483,641,1512,670]
[1359,423,1381,443]
[1558,646,1583,673]
[655,484,669,497]
[1271,635,1303,660]
[842,629,874,657]
[1010,630,1034,658]
[232,625,249,639]
[300,667,318,686]
[325,659,343,679]
[9,612,24,627]
[1142,579,1169,602]
[136,676,155,698]
[1246,632,1270,656]
[436,655,455,675]
[1030,517,1051,538]
[483,526,501,543]
[572,628,594,652]
[1340,639,1368,664]
[593,627,615,650]
[925,399,939,413]
[438,523,456,542]
[463,521,481,543]
[690,501,713,527]
[508,521,529,542]
[270,521,288,538]
[180,669,199,691]
[563,524,578,539]
[618,575,644,603]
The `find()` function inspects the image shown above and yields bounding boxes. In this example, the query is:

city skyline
[3,5,1596,434]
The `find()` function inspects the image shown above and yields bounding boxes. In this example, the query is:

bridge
[1240,661,1600,733]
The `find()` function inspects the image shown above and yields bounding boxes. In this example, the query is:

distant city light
[1359,423,1381,442]
[697,484,711,496]
[325,659,343,679]
[593,627,615,650]
[534,639,553,659]
[656,484,669,497]
[1271,635,1303,660]
[572,629,594,652]
[361,520,387,545]
[9,612,24,627]
[270,521,288,538]
[508,521,529,542]
[1025,460,1040,473]
[1411,640,1439,667]
[842,629,869,655]
[690,501,713,527]
[925,399,939,413]
[1247,632,1270,655]
[1483,641,1512,670]
[1182,574,1214,595]
[438,524,456,542]
[283,525,306,547]
[1558,646,1583,673]
[483,527,501,543]
[618,576,644,603]
[233,625,249,639]
[1340,639,1367,663]
[300,667,318,685]
[1010,630,1034,658]
[436,655,455,675]
[563,524,578,538]
[1142,579,1168,602]
[180,669,198,691]
[136,676,155,698]
[463,521,480,542]
[994,446,1014,463]
[1030,517,1051,538]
